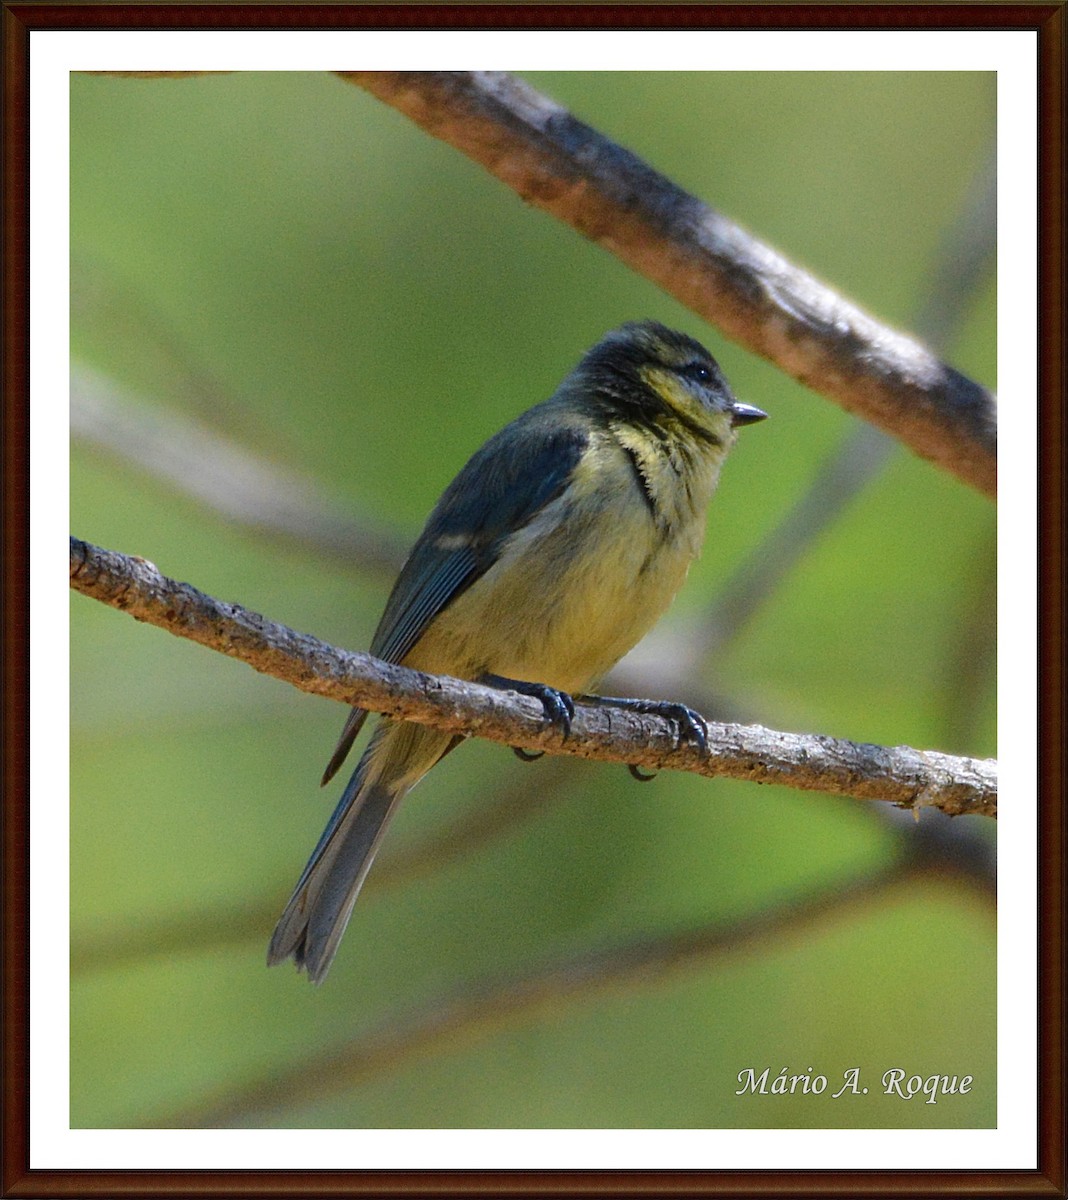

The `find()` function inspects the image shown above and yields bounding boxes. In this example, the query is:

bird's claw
[589,696,708,754]
[628,764,658,782]
[656,702,708,754]
[513,746,545,762]
[530,684,575,738]
[482,674,575,739]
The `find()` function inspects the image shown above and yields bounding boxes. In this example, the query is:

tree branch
[336,71,996,498]
[84,70,996,495]
[69,537,997,819]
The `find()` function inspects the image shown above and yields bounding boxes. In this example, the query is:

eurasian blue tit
[269,320,767,982]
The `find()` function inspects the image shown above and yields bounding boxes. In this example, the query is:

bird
[268,320,767,983]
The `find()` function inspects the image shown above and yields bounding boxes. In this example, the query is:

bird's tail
[268,719,457,984]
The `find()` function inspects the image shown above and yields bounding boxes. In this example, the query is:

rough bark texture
[70,537,997,819]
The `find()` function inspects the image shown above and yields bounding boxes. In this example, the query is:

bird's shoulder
[368,400,590,663]
[425,398,592,544]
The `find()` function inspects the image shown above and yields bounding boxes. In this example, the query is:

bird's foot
[481,674,575,739]
[579,694,709,755]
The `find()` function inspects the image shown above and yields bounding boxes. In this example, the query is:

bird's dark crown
[573,320,735,428]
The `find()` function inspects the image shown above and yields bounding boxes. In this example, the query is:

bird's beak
[730,402,769,428]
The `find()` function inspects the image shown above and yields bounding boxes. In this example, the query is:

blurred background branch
[690,144,997,682]
[71,756,573,975]
[71,362,406,576]
[338,70,997,497]
[87,69,998,495]
[162,849,992,1128]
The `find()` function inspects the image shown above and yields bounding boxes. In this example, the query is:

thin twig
[69,537,997,818]
[72,256,271,444]
[698,424,896,663]
[912,142,997,351]
[337,71,997,498]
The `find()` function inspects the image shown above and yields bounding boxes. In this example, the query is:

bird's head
[574,320,767,448]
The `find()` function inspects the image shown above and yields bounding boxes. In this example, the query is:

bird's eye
[684,361,713,384]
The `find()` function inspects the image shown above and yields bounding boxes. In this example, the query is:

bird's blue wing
[372,412,588,664]
[322,409,587,785]
[368,543,480,666]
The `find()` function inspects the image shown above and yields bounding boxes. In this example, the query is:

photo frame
[4,3,1064,1195]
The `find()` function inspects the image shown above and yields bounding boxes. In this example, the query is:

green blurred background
[70,71,996,1130]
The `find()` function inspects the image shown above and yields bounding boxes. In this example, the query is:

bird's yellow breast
[404,426,727,693]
